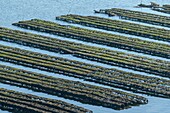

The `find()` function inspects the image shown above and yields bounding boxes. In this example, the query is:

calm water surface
[0,0,170,113]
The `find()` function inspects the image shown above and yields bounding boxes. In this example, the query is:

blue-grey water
[0,0,170,113]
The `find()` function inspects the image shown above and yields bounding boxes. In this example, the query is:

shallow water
[0,0,170,113]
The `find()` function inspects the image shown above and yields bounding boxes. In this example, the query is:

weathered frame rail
[55,14,170,42]
[0,88,92,113]
[0,45,169,99]
[0,65,150,110]
[95,8,170,27]
[3,24,170,77]
[4,23,170,59]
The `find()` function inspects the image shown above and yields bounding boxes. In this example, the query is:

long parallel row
[0,88,92,113]
[54,14,170,42]
[10,20,170,59]
[0,45,170,98]
[5,23,170,77]
[152,8,170,14]
[0,65,149,110]
[96,8,170,27]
